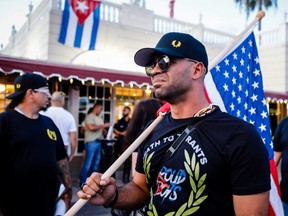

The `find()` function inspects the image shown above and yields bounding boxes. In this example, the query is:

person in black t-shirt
[113,106,131,183]
[78,32,270,215]
[113,106,131,157]
[0,73,68,216]
[274,117,288,215]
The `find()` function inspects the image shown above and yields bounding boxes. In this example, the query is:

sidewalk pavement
[70,169,125,216]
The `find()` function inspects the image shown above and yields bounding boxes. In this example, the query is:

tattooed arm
[68,131,77,162]
[57,158,72,209]
[57,158,71,187]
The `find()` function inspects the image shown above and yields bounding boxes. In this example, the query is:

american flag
[205,31,283,215]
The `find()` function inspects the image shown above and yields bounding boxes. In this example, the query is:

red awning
[265,91,288,100]
[4,55,287,100]
[0,55,152,88]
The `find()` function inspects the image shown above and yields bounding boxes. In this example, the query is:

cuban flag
[58,0,101,50]
[205,31,284,216]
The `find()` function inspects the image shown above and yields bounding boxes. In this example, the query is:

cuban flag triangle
[205,31,284,216]
[58,0,101,50]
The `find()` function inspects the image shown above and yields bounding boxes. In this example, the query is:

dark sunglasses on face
[145,55,198,77]
[145,55,171,77]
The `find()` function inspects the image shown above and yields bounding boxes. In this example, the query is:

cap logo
[16,84,21,89]
[172,40,181,48]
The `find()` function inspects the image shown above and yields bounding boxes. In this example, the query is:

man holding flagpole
[77,32,271,215]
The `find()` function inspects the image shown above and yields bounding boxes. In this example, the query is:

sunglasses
[33,88,51,97]
[145,55,198,77]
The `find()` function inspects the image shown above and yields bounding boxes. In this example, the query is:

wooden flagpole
[65,113,165,216]
[208,11,265,71]
[65,11,265,216]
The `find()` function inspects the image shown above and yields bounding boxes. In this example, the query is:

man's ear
[192,62,205,79]
[27,89,35,98]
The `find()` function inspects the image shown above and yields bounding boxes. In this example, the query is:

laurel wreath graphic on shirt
[143,152,155,184]
[144,150,208,216]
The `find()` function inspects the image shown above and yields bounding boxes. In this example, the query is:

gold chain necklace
[193,104,215,117]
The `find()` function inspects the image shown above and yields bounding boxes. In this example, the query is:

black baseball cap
[6,73,48,99]
[134,32,208,70]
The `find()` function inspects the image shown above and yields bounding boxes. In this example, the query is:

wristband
[103,189,118,208]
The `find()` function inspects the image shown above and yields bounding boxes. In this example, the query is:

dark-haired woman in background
[111,98,162,216]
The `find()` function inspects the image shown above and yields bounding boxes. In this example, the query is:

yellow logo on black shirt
[47,129,57,141]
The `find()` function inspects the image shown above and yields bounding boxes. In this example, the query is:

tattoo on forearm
[57,159,71,187]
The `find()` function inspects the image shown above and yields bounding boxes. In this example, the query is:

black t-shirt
[114,117,130,138]
[0,110,67,216]
[136,106,270,216]
[273,117,288,203]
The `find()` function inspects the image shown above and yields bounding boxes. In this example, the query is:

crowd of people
[0,72,164,216]
[2,31,288,216]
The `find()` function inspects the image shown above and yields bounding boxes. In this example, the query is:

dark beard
[40,106,48,112]
[155,86,187,104]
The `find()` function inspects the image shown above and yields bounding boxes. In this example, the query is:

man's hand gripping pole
[65,107,168,216]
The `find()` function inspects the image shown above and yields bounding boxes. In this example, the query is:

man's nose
[151,66,165,78]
